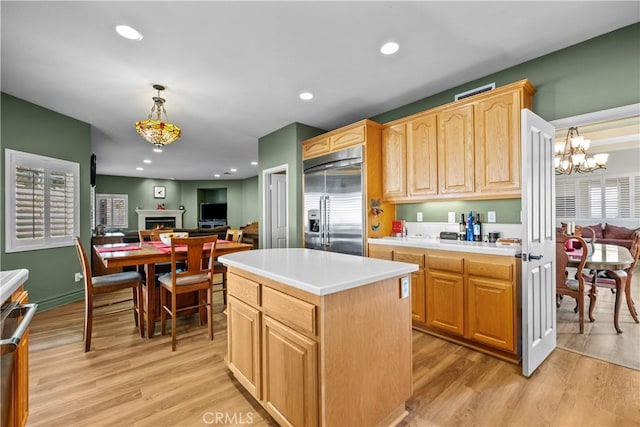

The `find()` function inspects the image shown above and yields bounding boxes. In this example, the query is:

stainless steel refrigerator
[303,146,364,256]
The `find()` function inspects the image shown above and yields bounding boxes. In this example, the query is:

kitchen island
[219,248,417,427]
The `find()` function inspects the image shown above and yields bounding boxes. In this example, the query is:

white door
[270,173,288,248]
[521,109,556,377]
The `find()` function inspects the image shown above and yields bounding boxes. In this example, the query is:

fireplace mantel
[135,209,184,230]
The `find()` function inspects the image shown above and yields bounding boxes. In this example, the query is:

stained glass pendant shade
[135,84,181,147]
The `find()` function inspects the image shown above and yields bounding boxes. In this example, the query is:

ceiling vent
[454,83,496,101]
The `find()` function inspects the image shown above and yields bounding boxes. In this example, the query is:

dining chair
[212,229,244,305]
[139,228,174,242]
[581,230,640,328]
[74,237,144,352]
[158,235,218,351]
[556,233,592,334]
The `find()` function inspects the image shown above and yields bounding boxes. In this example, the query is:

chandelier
[554,126,608,175]
[135,84,181,147]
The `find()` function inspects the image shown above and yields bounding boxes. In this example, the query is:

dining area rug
[556,265,640,371]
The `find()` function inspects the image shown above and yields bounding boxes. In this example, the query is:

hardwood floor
[27,289,640,426]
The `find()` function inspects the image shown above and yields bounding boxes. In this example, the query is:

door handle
[528,254,543,260]
[0,303,38,355]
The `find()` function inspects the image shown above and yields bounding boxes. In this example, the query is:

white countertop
[219,248,418,296]
[368,236,521,256]
[0,269,29,304]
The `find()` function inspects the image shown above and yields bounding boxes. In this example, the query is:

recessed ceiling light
[299,92,313,101]
[250,161,258,166]
[214,173,221,178]
[230,168,237,173]
[136,167,144,171]
[153,147,163,153]
[115,25,143,41]
[143,159,152,164]
[380,41,399,55]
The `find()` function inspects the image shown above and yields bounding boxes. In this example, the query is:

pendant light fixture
[135,84,181,147]
[554,126,608,175]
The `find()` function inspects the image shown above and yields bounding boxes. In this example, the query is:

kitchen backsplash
[403,222,523,240]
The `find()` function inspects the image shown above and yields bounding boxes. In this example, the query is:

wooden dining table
[567,242,635,333]
[94,240,252,337]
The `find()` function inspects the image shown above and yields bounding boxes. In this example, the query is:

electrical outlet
[400,276,410,299]
[74,272,83,282]
[448,211,456,223]
[416,212,423,222]
[488,211,496,223]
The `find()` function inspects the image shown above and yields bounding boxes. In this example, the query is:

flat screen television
[200,202,227,221]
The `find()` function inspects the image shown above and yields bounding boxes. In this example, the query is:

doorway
[262,165,289,248]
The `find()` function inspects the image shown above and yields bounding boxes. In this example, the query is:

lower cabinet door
[467,277,515,352]
[426,270,465,336]
[262,315,318,427]
[227,296,261,399]
[411,269,426,324]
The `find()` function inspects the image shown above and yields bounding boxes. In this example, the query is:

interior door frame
[549,103,639,129]
[262,164,289,249]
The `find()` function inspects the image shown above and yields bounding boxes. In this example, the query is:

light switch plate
[448,211,456,223]
[400,276,410,299]
[488,211,496,223]
[416,212,423,222]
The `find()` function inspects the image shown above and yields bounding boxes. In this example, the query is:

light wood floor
[557,265,640,370]
[27,290,640,427]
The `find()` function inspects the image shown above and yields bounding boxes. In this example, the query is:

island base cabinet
[227,296,261,400]
[262,315,318,427]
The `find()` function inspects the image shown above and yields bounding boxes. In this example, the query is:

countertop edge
[368,237,521,256]
[0,269,30,304]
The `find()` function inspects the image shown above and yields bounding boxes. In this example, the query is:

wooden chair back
[74,237,94,298]
[556,232,589,333]
[168,235,218,287]
[139,228,174,242]
[225,228,244,242]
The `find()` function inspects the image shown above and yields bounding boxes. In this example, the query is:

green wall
[96,175,258,229]
[258,123,325,248]
[371,22,640,223]
[1,93,91,310]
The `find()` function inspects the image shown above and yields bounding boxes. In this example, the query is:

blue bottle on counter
[466,211,474,241]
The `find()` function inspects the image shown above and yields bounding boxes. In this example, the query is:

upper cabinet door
[407,113,438,198]
[474,91,521,196]
[438,104,474,195]
[382,123,407,201]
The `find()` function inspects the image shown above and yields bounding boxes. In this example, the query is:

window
[95,193,128,228]
[5,149,80,253]
[573,175,636,220]
[555,180,576,218]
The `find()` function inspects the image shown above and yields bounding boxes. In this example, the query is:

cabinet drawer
[394,251,425,268]
[368,245,393,260]
[467,259,513,281]
[427,254,464,273]
[227,272,260,307]
[331,125,365,150]
[262,286,316,336]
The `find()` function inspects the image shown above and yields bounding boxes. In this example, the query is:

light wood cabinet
[227,295,261,399]
[301,136,330,159]
[382,113,438,202]
[226,265,412,426]
[381,79,535,202]
[474,90,522,196]
[438,104,475,196]
[262,315,318,426]
[8,286,30,427]
[368,243,519,361]
[426,253,465,336]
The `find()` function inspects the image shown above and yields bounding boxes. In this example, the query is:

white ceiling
[2,1,638,180]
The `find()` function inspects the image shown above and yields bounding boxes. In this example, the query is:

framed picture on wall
[154,186,166,199]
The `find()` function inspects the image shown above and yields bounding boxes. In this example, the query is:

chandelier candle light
[135,84,181,147]
[554,126,608,175]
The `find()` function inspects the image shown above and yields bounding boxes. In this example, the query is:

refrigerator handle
[325,195,330,246]
[319,197,325,245]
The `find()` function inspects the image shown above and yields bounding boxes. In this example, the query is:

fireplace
[135,209,184,230]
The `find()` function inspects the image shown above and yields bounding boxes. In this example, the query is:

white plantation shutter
[578,179,602,219]
[604,177,630,219]
[635,176,640,218]
[5,149,80,252]
[555,180,576,218]
[96,194,128,228]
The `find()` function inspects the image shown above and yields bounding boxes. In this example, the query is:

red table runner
[96,244,142,253]
[145,239,230,254]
